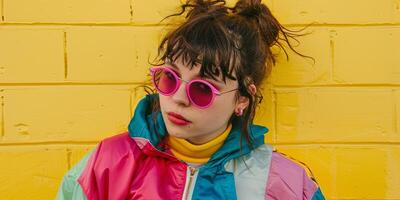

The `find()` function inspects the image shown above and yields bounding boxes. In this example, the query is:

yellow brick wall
[0,0,399,199]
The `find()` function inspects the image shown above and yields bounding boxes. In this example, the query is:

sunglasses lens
[153,68,177,94]
[152,67,216,108]
[189,81,213,107]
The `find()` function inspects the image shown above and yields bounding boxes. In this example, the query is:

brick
[66,26,163,83]
[0,29,64,83]
[276,145,400,200]
[332,27,400,84]
[2,86,132,143]
[131,0,182,24]
[335,146,390,199]
[275,88,397,143]
[271,27,332,86]
[4,0,130,23]
[0,146,68,199]
[272,0,400,25]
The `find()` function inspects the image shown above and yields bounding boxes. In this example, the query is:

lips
[167,112,191,126]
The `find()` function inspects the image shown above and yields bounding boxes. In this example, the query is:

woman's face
[158,57,241,144]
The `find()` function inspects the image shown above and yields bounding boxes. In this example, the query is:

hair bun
[233,0,279,47]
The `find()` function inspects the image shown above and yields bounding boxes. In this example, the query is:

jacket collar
[128,94,269,167]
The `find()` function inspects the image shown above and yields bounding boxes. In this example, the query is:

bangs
[157,15,241,83]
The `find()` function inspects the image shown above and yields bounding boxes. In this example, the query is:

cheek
[204,95,236,118]
[217,93,237,109]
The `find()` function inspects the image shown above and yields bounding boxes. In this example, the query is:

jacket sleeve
[56,147,96,200]
[266,151,326,200]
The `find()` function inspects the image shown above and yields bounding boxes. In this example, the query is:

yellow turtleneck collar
[166,123,232,164]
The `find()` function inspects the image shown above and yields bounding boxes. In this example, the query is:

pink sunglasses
[150,66,239,109]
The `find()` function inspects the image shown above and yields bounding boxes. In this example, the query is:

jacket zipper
[183,166,198,200]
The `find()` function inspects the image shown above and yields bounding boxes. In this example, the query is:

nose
[171,81,190,107]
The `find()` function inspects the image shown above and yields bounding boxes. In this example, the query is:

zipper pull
[189,166,197,176]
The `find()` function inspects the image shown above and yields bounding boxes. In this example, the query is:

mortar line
[0,141,99,146]
[66,148,72,169]
[270,84,400,88]
[0,82,147,86]
[129,0,134,23]
[272,87,278,143]
[0,83,400,88]
[285,23,400,27]
[1,0,4,22]
[63,31,68,80]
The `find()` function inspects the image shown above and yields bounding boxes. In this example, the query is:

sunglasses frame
[150,66,238,109]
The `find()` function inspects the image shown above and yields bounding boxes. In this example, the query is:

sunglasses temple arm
[217,88,240,95]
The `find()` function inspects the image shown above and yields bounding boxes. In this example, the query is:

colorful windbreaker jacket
[56,94,326,200]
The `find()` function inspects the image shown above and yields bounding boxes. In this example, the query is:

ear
[235,84,257,112]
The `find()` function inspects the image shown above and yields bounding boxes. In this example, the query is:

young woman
[57,0,325,199]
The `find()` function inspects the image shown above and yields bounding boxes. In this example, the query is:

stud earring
[235,108,243,116]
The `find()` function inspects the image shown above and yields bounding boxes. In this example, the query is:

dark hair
[145,0,311,149]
